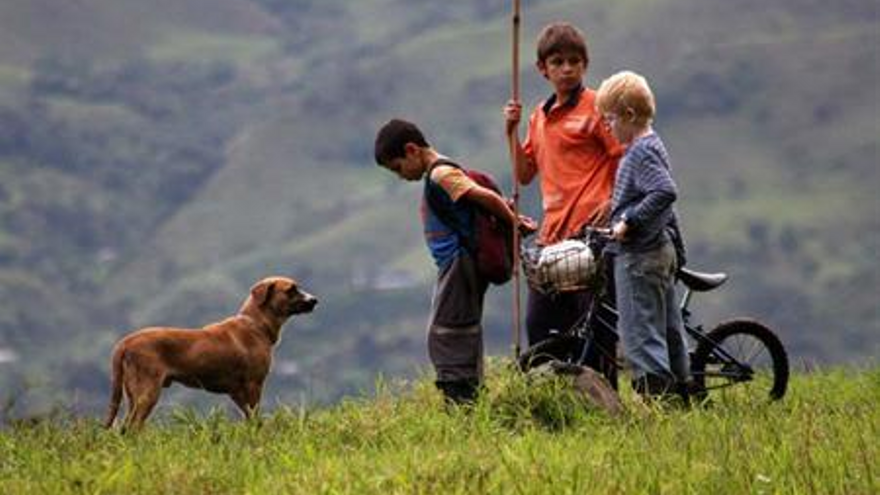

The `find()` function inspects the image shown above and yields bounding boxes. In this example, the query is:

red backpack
[425,161,514,285]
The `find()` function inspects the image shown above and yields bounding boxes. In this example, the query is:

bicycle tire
[690,318,789,401]
[517,335,586,372]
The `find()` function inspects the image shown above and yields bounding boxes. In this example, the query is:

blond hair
[595,70,656,125]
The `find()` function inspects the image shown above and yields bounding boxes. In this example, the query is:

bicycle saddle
[677,267,728,292]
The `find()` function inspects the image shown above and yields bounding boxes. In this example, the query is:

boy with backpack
[374,118,536,404]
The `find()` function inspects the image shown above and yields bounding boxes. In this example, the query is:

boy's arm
[463,186,537,233]
[591,113,625,158]
[612,189,675,241]
[433,164,536,232]
[622,162,678,230]
[622,190,676,228]
[464,186,517,226]
[504,100,538,185]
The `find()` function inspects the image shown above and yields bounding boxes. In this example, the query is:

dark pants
[526,257,619,389]
[427,253,488,402]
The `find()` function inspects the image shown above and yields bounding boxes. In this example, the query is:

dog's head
[249,276,318,318]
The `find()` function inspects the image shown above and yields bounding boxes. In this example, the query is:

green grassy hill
[0,0,278,65]
[1,366,878,494]
[0,0,877,414]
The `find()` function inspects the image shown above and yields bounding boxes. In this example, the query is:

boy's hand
[503,100,522,136]
[611,220,629,241]
[517,214,538,236]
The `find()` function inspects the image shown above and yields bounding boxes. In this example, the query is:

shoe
[631,373,673,397]
[435,379,480,405]
[633,374,694,408]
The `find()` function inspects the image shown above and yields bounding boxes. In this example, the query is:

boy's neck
[553,85,582,108]
[635,125,654,140]
[624,125,654,145]
[422,148,444,174]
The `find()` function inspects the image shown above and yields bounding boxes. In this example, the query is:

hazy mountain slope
[111,0,877,401]
[0,0,876,413]
[0,0,279,66]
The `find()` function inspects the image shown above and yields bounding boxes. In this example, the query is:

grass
[1,363,877,494]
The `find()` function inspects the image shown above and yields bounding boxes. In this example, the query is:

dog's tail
[104,345,125,429]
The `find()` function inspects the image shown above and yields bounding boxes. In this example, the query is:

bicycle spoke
[745,341,769,366]
[734,335,746,362]
[721,335,768,369]
[740,336,771,370]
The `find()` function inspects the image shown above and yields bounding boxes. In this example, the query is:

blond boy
[596,70,689,399]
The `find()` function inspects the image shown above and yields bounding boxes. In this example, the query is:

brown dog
[104,276,317,431]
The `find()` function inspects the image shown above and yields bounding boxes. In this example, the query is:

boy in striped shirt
[596,71,690,400]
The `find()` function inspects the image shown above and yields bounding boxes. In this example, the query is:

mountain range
[0,0,877,416]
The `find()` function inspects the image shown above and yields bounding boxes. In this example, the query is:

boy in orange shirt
[504,22,622,387]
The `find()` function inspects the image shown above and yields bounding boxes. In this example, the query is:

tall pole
[508,0,523,359]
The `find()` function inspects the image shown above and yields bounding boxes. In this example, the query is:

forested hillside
[0,0,877,416]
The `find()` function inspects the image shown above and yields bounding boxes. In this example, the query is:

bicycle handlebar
[580,226,613,241]
[583,226,612,236]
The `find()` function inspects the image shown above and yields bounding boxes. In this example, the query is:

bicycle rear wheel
[690,318,789,401]
[517,335,586,372]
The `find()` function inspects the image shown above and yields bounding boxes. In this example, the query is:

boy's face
[537,50,585,95]
[382,143,425,181]
[603,111,641,145]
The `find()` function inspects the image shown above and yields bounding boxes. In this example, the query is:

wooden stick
[508,0,523,359]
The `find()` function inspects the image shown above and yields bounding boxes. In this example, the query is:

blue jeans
[614,241,689,385]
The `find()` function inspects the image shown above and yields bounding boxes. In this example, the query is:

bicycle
[517,228,790,402]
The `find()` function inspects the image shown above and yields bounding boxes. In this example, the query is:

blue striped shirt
[610,132,680,253]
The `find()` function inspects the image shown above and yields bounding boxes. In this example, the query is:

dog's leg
[120,377,136,433]
[105,347,126,429]
[121,359,164,431]
[126,384,161,431]
[231,381,263,419]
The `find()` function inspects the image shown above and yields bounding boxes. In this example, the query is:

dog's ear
[250,280,276,307]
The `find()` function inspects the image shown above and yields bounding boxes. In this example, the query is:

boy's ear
[536,60,549,79]
[403,142,420,157]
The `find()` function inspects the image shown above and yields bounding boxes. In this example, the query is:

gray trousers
[427,253,488,382]
[614,241,690,384]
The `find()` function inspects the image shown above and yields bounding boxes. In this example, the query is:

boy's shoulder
[428,159,466,182]
[634,133,668,160]
[625,134,673,175]
[579,87,598,103]
[428,161,478,202]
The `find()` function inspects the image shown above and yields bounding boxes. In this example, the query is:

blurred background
[0,0,877,418]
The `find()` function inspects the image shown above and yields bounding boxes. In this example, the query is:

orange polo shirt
[523,87,623,244]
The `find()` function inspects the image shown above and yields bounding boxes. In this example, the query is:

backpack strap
[423,159,476,252]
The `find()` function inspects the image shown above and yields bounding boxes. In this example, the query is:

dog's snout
[291,291,318,313]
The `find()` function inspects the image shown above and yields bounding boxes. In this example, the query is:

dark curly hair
[374,119,430,165]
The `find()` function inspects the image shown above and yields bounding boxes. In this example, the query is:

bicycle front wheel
[690,318,789,401]
[517,335,587,372]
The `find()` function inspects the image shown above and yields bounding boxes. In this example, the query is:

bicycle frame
[520,229,789,400]
[564,272,755,385]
